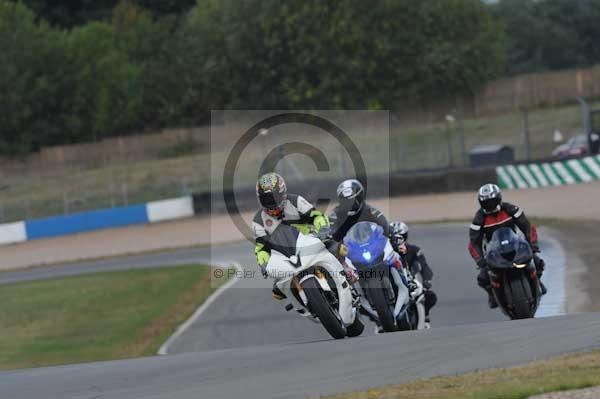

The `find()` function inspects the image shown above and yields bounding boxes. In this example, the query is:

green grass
[0,264,219,370]
[325,350,600,399]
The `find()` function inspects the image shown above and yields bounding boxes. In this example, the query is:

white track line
[157,261,243,355]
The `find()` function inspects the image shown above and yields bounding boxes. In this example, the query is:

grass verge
[325,350,600,399]
[0,264,222,370]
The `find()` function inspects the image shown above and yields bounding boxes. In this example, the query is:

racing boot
[486,287,498,309]
[272,282,287,300]
[533,255,547,295]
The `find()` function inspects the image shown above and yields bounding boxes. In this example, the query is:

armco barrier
[25,204,149,240]
[4,159,594,246]
[0,221,27,245]
[0,196,195,245]
[147,197,195,223]
[497,155,600,189]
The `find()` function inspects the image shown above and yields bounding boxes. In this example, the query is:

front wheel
[301,277,347,339]
[504,274,535,319]
[366,277,397,332]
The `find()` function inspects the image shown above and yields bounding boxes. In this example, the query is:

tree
[181,0,506,110]
[14,0,195,28]
[0,1,68,154]
[491,0,600,74]
[64,21,139,141]
[112,1,184,128]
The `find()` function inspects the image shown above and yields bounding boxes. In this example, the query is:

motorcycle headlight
[513,263,527,269]
[362,251,372,261]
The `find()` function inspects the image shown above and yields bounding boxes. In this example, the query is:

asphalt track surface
[2,313,600,399]
[0,224,588,399]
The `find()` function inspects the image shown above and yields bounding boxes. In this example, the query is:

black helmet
[336,179,365,216]
[389,221,409,248]
[478,183,502,214]
[257,172,287,217]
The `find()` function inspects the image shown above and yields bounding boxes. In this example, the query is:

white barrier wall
[146,197,195,223]
[0,221,27,245]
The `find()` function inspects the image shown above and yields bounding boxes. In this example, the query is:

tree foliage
[182,0,504,110]
[492,0,600,74]
[0,0,506,154]
[0,2,68,153]
[14,0,195,27]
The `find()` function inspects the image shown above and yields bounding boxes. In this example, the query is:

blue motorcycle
[344,222,423,332]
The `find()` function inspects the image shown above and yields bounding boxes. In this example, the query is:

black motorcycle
[485,227,542,319]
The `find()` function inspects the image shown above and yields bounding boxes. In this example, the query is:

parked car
[552,133,589,159]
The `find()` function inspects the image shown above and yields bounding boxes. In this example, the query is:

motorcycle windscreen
[486,227,532,268]
[343,221,387,267]
[266,223,300,258]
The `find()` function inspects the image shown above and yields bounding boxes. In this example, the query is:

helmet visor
[339,196,361,215]
[480,197,501,213]
[390,233,405,248]
[260,191,286,211]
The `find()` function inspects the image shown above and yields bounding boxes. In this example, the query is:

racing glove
[476,258,488,270]
[533,254,545,272]
[311,210,329,232]
[255,243,271,278]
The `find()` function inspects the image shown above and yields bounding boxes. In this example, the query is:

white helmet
[478,183,502,214]
[390,221,409,247]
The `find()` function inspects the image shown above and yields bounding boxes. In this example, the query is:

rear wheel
[366,277,397,332]
[506,274,534,319]
[301,278,347,339]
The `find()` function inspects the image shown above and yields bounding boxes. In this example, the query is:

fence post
[181,179,189,196]
[522,108,531,161]
[63,191,69,215]
[445,116,455,168]
[457,110,467,166]
[122,183,129,206]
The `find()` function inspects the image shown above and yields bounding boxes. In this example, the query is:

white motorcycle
[265,225,364,339]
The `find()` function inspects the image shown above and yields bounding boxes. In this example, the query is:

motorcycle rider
[468,183,546,309]
[389,221,437,323]
[329,179,390,243]
[329,179,403,333]
[252,172,332,300]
